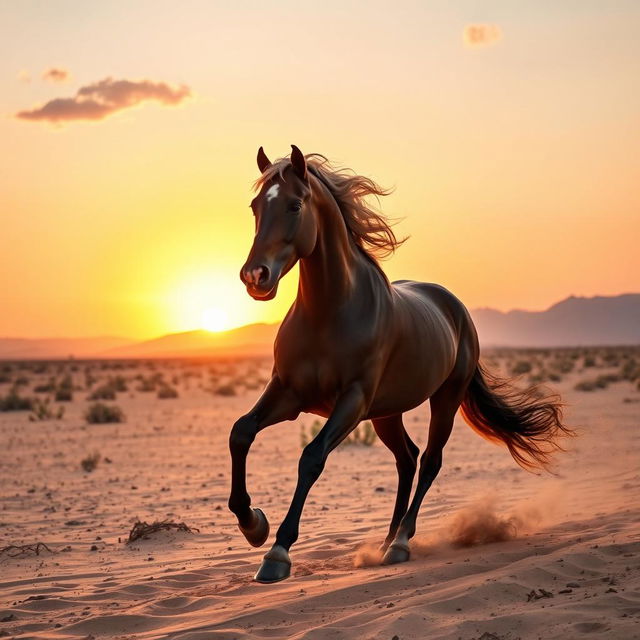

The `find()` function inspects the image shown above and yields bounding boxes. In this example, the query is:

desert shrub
[55,388,73,402]
[511,360,532,375]
[300,420,377,448]
[300,419,323,447]
[84,371,96,389]
[88,384,116,401]
[574,373,621,392]
[81,452,101,472]
[34,380,56,393]
[597,373,621,385]
[215,384,237,397]
[343,420,377,446]
[58,374,73,390]
[136,378,156,392]
[85,403,125,424]
[157,385,178,399]
[0,374,11,384]
[583,355,597,368]
[14,376,29,387]
[551,358,574,374]
[109,375,128,392]
[29,398,64,421]
[0,390,34,411]
[135,372,163,392]
[621,359,640,382]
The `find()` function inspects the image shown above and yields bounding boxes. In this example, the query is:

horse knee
[229,414,257,455]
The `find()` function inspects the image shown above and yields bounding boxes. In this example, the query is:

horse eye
[290,202,302,213]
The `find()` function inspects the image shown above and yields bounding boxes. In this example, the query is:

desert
[1,347,639,639]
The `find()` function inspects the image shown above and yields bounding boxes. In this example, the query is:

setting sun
[201,306,230,332]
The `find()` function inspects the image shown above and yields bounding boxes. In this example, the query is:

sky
[1,0,639,339]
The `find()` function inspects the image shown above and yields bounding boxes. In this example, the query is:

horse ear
[290,144,307,181]
[257,146,271,174]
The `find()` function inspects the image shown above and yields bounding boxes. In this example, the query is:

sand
[1,352,639,639]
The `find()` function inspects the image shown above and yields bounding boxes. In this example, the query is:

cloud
[42,67,70,83]
[17,70,32,84]
[463,24,502,47]
[16,77,191,124]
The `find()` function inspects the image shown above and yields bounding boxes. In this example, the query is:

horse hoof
[254,545,291,584]
[238,508,269,547]
[381,542,410,565]
[379,539,392,554]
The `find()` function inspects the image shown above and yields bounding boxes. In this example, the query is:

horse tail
[460,363,572,471]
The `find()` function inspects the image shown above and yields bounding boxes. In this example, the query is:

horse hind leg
[381,371,471,565]
[372,415,419,551]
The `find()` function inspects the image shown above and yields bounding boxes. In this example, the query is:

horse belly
[367,300,459,417]
[367,351,437,418]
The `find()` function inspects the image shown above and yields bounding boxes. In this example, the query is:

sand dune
[0,352,639,639]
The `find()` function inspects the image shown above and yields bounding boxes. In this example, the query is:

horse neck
[297,176,362,317]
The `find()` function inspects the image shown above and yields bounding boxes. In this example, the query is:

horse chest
[274,333,357,410]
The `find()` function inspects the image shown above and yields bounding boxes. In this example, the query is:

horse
[228,145,569,583]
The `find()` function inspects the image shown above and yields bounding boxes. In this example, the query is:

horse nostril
[252,265,269,285]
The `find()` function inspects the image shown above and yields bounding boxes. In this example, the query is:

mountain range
[1,293,638,360]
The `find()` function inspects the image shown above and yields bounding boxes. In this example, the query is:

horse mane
[254,153,405,263]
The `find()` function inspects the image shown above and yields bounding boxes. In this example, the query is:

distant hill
[98,323,278,359]
[1,294,638,359]
[471,293,640,347]
[0,336,134,360]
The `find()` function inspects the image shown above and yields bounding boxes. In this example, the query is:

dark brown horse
[228,145,569,583]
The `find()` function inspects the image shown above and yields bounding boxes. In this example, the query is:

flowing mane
[255,153,405,262]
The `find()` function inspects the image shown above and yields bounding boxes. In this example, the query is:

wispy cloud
[17,69,32,84]
[463,24,502,47]
[42,67,70,83]
[16,77,191,124]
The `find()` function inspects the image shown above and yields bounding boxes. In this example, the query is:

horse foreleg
[228,376,300,546]
[372,415,419,551]
[254,385,367,583]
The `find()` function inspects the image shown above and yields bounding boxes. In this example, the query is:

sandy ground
[0,353,639,640]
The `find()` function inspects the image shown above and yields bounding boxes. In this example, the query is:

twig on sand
[0,542,54,557]
[126,519,200,544]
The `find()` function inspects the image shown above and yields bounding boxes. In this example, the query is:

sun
[201,306,230,332]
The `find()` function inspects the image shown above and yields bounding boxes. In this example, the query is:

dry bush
[81,452,101,472]
[109,375,128,392]
[126,519,199,543]
[574,373,621,392]
[215,384,236,397]
[621,358,640,382]
[0,542,53,557]
[0,389,34,412]
[157,385,178,399]
[55,388,73,402]
[34,380,56,393]
[29,398,64,421]
[85,402,125,424]
[511,360,533,375]
[300,420,377,448]
[88,384,117,401]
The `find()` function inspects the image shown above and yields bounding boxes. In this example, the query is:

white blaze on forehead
[265,184,280,202]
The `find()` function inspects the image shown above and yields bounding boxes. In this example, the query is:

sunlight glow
[201,306,230,332]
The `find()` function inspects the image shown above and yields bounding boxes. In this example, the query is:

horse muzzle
[240,263,280,300]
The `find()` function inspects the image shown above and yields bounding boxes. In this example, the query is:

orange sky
[1,1,639,339]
